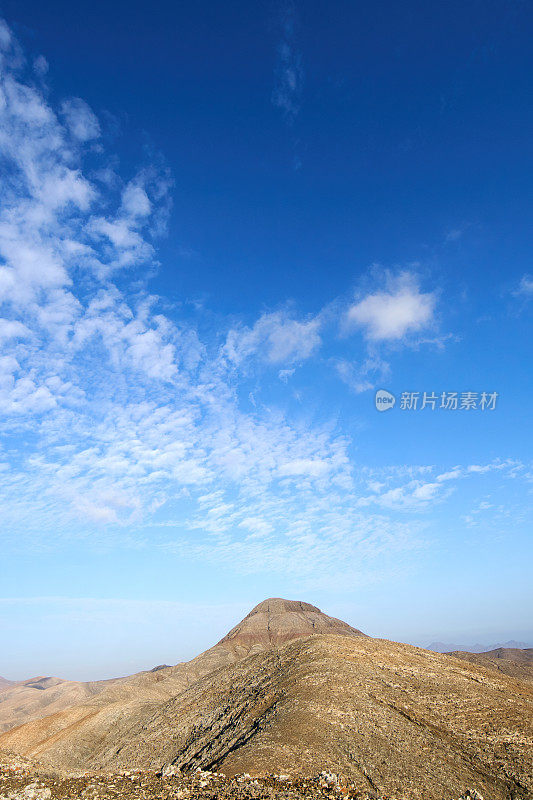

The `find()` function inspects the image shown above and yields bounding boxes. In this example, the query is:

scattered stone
[0,762,401,800]
[318,772,339,790]
[162,764,181,778]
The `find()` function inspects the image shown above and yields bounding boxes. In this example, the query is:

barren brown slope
[0,673,147,733]
[448,647,533,685]
[137,638,533,800]
[0,598,364,737]
[2,635,532,800]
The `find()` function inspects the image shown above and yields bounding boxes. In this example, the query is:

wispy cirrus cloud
[271,1,303,124]
[223,309,321,367]
[512,274,533,298]
[334,356,390,395]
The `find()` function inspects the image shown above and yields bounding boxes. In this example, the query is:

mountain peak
[217,597,366,654]
[248,598,320,615]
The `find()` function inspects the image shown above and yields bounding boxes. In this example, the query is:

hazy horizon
[0,1,532,682]
[2,594,532,682]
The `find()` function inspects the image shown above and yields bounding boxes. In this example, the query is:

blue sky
[0,0,532,680]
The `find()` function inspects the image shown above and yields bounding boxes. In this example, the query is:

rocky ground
[0,754,486,800]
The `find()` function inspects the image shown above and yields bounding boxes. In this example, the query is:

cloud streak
[271,1,303,124]
[513,274,533,298]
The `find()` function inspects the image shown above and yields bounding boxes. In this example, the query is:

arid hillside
[0,674,137,733]
[448,647,533,685]
[1,600,532,800]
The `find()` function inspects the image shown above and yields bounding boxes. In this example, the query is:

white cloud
[61,97,100,141]
[334,356,390,394]
[513,274,533,297]
[0,319,30,340]
[278,368,295,382]
[71,290,179,381]
[121,183,151,217]
[33,55,49,76]
[370,479,450,511]
[436,468,462,482]
[353,460,528,515]
[224,310,321,366]
[344,272,436,341]
[412,482,440,501]
[278,458,331,478]
[238,516,273,538]
[0,19,11,49]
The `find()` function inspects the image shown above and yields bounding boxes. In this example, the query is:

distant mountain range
[427,639,532,653]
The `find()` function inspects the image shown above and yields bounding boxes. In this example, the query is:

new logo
[375,389,396,411]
